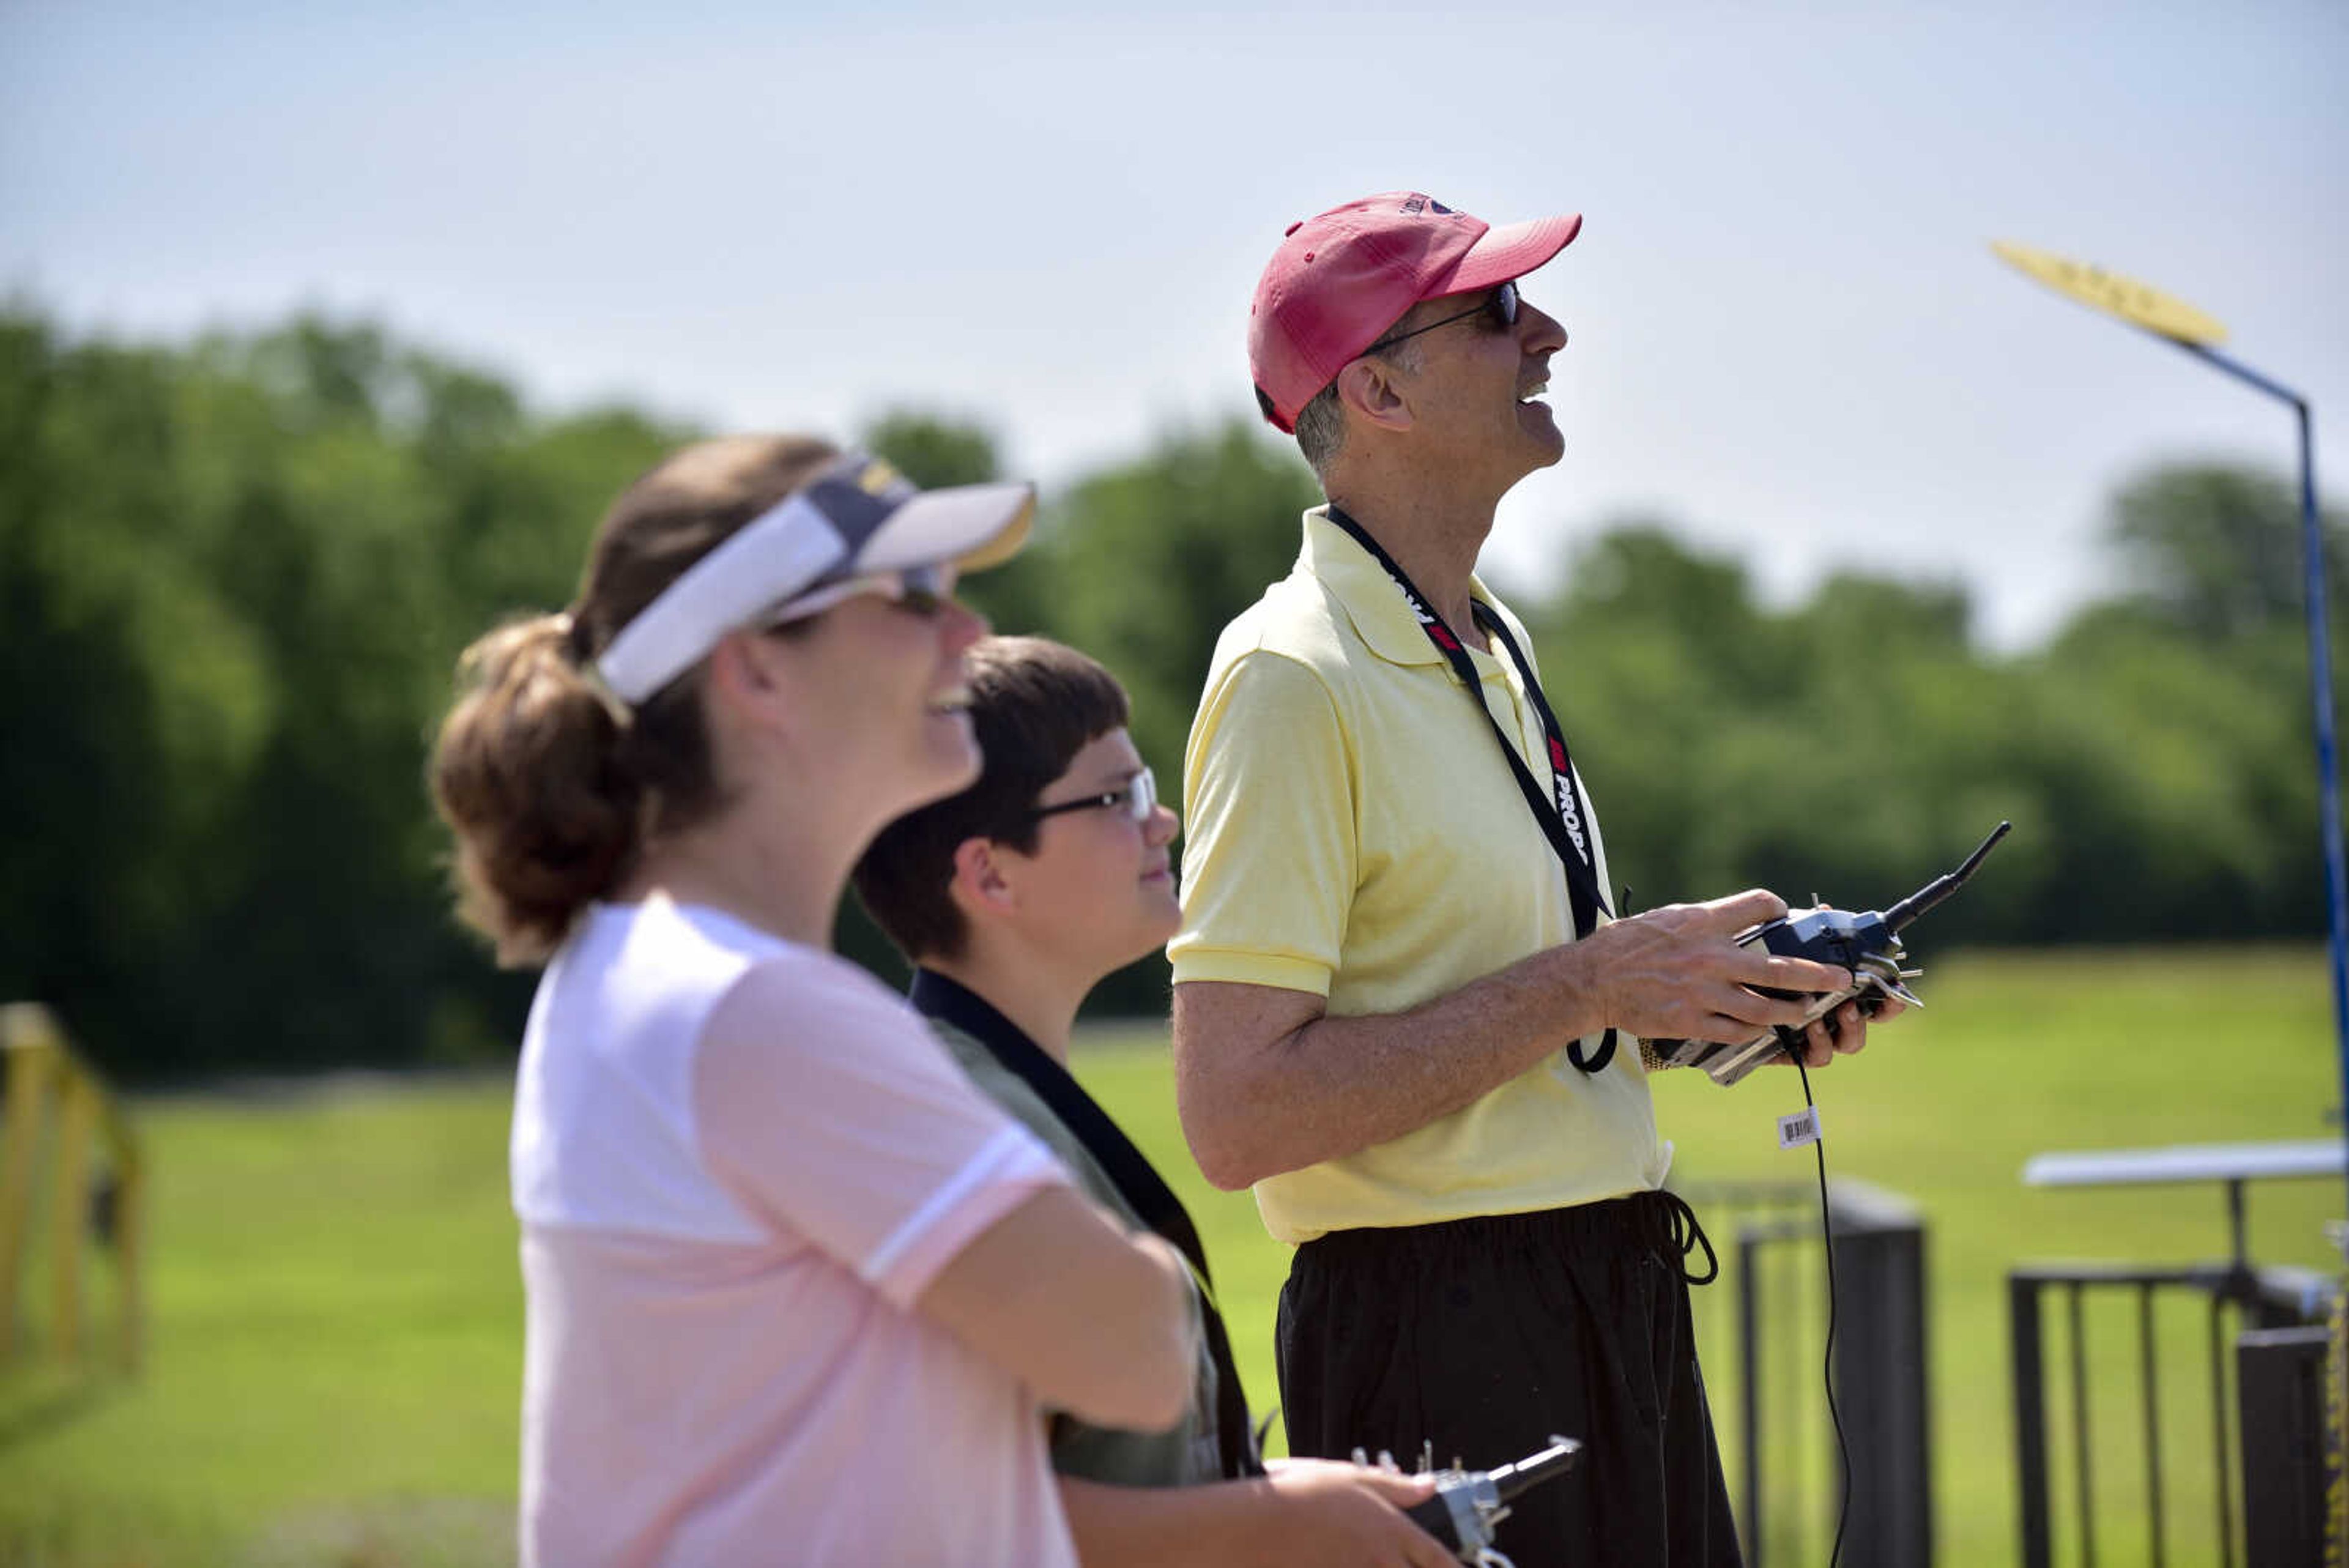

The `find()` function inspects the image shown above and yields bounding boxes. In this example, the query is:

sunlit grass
[0,1077,520,1567]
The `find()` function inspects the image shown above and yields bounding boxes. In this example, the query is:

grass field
[0,948,2337,1566]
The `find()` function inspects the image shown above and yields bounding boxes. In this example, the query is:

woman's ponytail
[431,612,642,965]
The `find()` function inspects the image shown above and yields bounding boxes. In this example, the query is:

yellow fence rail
[0,1003,144,1373]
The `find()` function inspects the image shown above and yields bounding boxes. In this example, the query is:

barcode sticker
[1777,1109,1822,1150]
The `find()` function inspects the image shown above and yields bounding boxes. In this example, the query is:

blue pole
[2176,342,2349,1216]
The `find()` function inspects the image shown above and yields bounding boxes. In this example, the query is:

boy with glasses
[854,635,1452,1568]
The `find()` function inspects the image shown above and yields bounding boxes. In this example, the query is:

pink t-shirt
[510,895,1078,1567]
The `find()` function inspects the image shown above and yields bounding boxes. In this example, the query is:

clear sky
[5,0,2343,648]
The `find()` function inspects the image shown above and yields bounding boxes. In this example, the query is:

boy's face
[1004,726,1181,977]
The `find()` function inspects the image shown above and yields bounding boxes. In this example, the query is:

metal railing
[1679,1177,1933,1568]
[2008,1260,2330,1568]
[2009,1140,2342,1568]
[0,1003,146,1372]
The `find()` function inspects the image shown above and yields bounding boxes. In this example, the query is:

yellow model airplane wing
[1991,240,2228,347]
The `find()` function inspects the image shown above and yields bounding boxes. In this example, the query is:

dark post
[1739,1228,1765,1566]
[1828,1188,1932,1567]
[2237,1325,2329,1566]
[2011,1274,2052,1568]
[2210,1298,2240,1568]
[2138,1284,2167,1568]
[2068,1284,2098,1568]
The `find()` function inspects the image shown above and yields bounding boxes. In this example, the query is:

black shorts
[1276,1189,1742,1567]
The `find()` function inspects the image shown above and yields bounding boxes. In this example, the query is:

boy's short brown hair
[853,636,1129,962]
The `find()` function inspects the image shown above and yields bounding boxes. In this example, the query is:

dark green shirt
[926,1013,1226,1488]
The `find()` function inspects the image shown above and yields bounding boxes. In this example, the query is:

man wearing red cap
[1169,193,1879,1565]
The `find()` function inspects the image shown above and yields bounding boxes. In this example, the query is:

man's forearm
[1175,893,1857,1191]
[1171,943,1606,1191]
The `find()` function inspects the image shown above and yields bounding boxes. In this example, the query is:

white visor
[596,453,1033,704]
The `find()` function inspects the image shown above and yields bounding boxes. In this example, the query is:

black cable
[1795,1055,1852,1568]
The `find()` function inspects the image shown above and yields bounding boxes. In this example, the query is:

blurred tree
[1550,521,1787,696]
[3,302,2342,1079]
[1046,418,1322,782]
[0,309,676,1077]
[2109,461,2349,642]
[1534,486,2331,947]
[861,409,1000,488]
[0,318,278,1075]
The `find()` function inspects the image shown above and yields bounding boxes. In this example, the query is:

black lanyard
[908,970,1264,1479]
[1324,505,1618,1073]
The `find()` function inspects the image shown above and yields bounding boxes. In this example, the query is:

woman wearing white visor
[431,435,1198,1568]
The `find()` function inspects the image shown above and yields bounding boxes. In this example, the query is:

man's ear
[1335,356,1414,435]
[946,835,1018,924]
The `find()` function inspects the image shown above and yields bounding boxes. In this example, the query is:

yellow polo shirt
[1171,507,1669,1244]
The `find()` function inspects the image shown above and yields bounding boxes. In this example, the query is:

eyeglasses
[1025,766,1158,825]
[1363,280,1520,355]
[761,563,958,629]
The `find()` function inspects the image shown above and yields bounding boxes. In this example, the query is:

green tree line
[3,309,2340,1077]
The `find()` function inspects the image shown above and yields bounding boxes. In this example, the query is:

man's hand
[1791,991,1908,1068]
[1568,890,1856,1045]
[1259,1457,1454,1568]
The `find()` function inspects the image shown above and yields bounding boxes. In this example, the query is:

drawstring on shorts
[1639,1189,1720,1286]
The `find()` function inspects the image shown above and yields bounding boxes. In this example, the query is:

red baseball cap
[1248,191,1584,433]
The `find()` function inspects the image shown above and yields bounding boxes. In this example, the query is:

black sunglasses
[759,563,957,629]
[1364,280,1520,355]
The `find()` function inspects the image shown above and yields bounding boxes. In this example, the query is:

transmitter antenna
[1885,820,2011,933]
[1485,1435,1581,1502]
